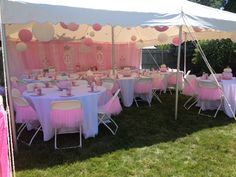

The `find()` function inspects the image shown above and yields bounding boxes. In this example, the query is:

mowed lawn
[15,93,236,177]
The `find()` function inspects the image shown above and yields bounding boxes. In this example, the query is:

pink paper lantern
[18,29,32,42]
[92,23,102,31]
[67,23,79,31]
[193,27,202,32]
[131,35,137,41]
[83,38,93,46]
[158,33,168,43]
[154,26,169,32]
[172,36,182,46]
[16,42,27,52]
[60,22,68,29]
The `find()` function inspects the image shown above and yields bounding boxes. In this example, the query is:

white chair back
[27,83,46,92]
[111,89,121,101]
[51,100,82,110]
[12,97,29,107]
[12,88,21,97]
[209,73,222,81]
[198,79,219,89]
[73,80,88,86]
[10,76,18,82]
[102,78,115,90]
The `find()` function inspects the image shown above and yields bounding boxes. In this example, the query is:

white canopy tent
[1,0,236,153]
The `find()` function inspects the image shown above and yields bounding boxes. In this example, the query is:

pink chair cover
[101,97,122,115]
[198,87,221,101]
[14,105,38,124]
[51,109,83,129]
[182,79,197,96]
[152,77,166,91]
[168,73,183,86]
[0,103,10,177]
[134,82,153,94]
[111,81,120,94]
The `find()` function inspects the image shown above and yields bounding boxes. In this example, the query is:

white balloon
[32,23,55,42]
[158,33,168,43]
[231,33,236,42]
[16,42,27,52]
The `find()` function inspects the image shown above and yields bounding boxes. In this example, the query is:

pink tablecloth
[0,102,10,177]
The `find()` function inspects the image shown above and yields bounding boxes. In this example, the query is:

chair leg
[153,92,162,103]
[54,129,58,150]
[17,123,26,133]
[134,98,139,107]
[145,95,151,107]
[186,98,199,110]
[214,98,223,118]
[28,125,42,146]
[183,96,193,109]
[17,123,27,140]
[168,88,172,95]
[198,99,222,118]
[99,114,118,135]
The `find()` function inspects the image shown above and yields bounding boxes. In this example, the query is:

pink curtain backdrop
[0,102,10,177]
[7,40,140,77]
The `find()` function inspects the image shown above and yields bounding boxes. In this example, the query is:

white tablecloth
[23,85,108,141]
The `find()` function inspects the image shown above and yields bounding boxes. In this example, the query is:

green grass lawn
[15,93,236,177]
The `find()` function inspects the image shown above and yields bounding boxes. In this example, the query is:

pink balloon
[92,23,102,31]
[60,22,68,29]
[67,23,79,31]
[83,38,93,46]
[193,27,202,32]
[18,29,32,42]
[131,35,137,41]
[154,26,169,32]
[172,36,182,46]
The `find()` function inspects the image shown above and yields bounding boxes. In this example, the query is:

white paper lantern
[16,42,27,52]
[32,23,55,42]
[158,33,168,43]
[231,33,236,42]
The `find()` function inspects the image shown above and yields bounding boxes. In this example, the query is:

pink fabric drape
[51,109,83,129]
[7,40,140,77]
[0,102,10,177]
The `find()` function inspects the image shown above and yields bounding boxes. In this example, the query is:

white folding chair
[197,80,223,118]
[50,100,84,149]
[151,73,168,103]
[134,77,153,107]
[98,89,122,135]
[11,88,21,97]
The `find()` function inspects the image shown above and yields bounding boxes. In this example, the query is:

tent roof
[2,0,236,32]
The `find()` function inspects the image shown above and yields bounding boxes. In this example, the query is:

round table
[23,85,108,141]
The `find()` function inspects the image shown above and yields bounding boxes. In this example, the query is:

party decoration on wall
[79,44,91,53]
[154,26,169,32]
[60,22,68,29]
[67,23,79,31]
[18,29,32,42]
[231,33,236,42]
[172,36,182,46]
[92,23,102,31]
[16,42,27,52]
[193,27,202,32]
[32,23,55,42]
[89,31,95,37]
[96,51,104,70]
[96,45,103,50]
[157,33,168,43]
[83,37,93,46]
[131,35,137,41]
[56,33,77,41]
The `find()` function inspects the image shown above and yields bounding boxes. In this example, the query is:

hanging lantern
[32,23,55,42]
[89,31,95,37]
[67,23,79,31]
[157,33,168,43]
[83,37,93,46]
[16,42,27,52]
[193,27,202,32]
[154,26,169,32]
[92,23,102,31]
[131,35,137,41]
[60,22,68,29]
[172,36,182,46]
[18,29,32,42]
[231,33,236,42]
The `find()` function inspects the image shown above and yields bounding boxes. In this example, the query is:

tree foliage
[192,39,236,74]
[224,1,236,13]
[189,0,226,8]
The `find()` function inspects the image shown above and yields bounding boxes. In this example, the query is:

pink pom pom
[92,23,102,31]
[18,29,32,42]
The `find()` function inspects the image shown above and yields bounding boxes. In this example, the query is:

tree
[189,0,226,8]
[224,1,236,13]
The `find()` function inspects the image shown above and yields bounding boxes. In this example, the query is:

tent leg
[184,33,187,75]
[111,26,115,74]
[175,26,183,120]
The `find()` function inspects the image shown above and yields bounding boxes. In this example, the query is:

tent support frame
[175,25,183,120]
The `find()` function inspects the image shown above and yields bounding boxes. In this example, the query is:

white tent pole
[0,24,18,153]
[184,32,187,75]
[111,26,115,74]
[175,25,183,120]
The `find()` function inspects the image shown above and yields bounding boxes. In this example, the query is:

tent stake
[175,25,183,120]
[111,26,115,74]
